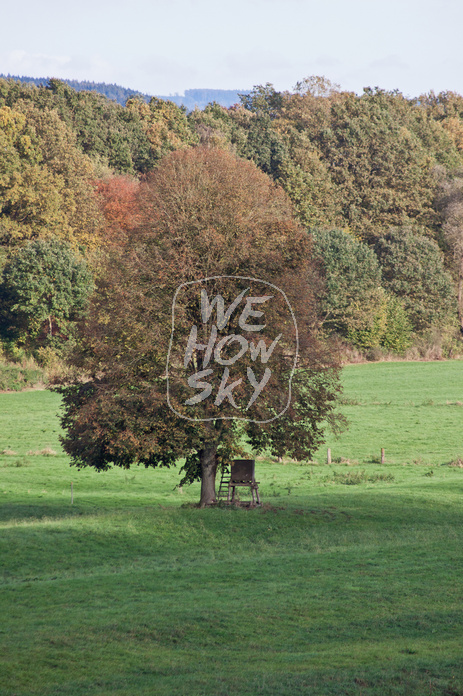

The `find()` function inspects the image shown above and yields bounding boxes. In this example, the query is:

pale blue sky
[2,0,462,97]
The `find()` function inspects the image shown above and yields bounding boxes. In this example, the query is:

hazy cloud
[368,55,409,71]
[4,49,71,76]
[223,50,292,75]
[313,55,342,69]
[1,0,462,97]
[2,49,113,82]
[137,55,199,95]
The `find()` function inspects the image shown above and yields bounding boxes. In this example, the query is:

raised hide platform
[217,459,261,506]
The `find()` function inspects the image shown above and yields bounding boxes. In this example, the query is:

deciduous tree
[94,175,140,246]
[311,228,384,338]
[434,165,463,332]
[374,227,456,332]
[0,239,93,347]
[0,103,102,248]
[58,147,341,506]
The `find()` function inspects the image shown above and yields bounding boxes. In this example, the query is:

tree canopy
[0,103,102,248]
[1,74,463,364]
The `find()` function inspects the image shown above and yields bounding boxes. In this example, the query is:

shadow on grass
[0,502,95,524]
[1,482,463,526]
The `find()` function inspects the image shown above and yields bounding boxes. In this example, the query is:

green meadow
[0,361,463,695]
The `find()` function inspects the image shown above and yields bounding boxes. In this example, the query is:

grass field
[0,361,462,695]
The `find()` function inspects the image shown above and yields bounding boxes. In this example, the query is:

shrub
[380,295,413,353]
[346,292,412,354]
[323,470,395,484]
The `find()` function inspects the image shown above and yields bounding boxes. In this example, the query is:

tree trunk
[199,446,217,507]
[458,262,463,333]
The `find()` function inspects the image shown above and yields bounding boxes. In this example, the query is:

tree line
[1,75,462,360]
[2,74,463,502]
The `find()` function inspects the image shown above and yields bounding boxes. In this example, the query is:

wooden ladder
[217,467,230,501]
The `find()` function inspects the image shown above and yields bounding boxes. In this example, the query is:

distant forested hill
[0,75,151,105]
[156,88,241,110]
[0,75,242,109]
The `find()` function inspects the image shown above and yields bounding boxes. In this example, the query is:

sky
[1,0,463,98]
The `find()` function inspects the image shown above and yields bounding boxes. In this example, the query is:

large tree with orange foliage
[58,147,341,506]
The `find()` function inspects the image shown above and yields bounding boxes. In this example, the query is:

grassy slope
[324,360,463,466]
[0,363,462,695]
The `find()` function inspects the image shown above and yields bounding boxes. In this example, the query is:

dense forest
[1,74,463,369]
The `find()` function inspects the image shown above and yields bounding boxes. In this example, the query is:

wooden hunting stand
[218,459,261,506]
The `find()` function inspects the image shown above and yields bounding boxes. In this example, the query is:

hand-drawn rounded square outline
[166,275,299,423]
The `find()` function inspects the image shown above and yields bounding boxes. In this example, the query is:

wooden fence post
[381,448,385,465]
[327,448,331,465]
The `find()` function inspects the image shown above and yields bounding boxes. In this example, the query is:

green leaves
[312,228,414,352]
[312,228,384,336]
[0,239,93,347]
[375,227,456,332]
[0,103,102,247]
